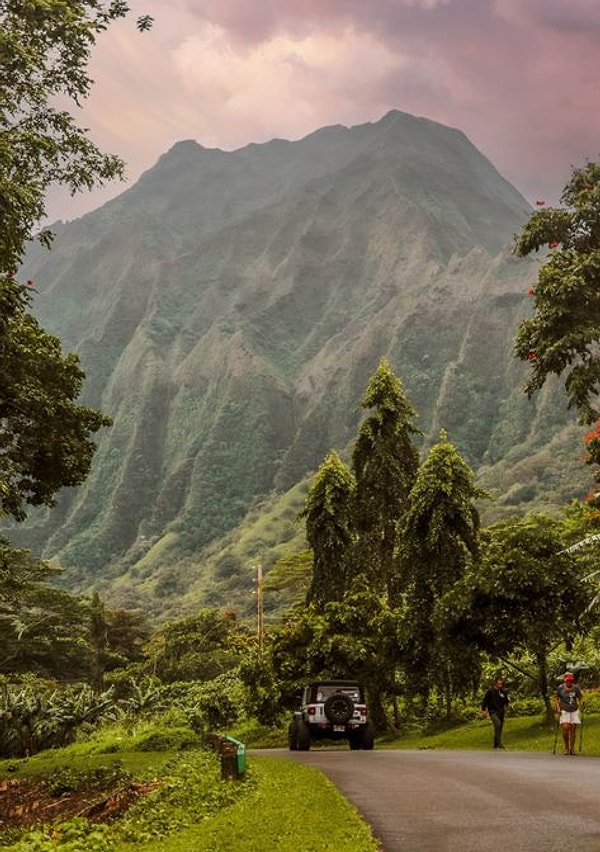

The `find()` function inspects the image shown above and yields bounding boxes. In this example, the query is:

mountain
[11,109,588,620]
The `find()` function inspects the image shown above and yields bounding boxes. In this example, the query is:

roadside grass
[0,725,379,852]
[113,757,379,852]
[379,713,600,755]
[2,714,599,850]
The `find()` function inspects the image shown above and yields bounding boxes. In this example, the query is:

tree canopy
[1,0,152,271]
[439,514,595,716]
[304,450,355,607]
[352,357,420,602]
[0,280,112,519]
[514,162,600,424]
[396,431,485,699]
[0,2,155,520]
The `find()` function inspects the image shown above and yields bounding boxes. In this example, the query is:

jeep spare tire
[324,692,354,725]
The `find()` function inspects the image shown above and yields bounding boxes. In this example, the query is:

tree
[0,536,91,678]
[514,162,600,424]
[0,280,112,520]
[0,2,155,518]
[304,450,355,608]
[145,609,246,684]
[397,431,485,704]
[270,577,396,730]
[440,514,595,720]
[351,358,421,603]
[1,0,152,271]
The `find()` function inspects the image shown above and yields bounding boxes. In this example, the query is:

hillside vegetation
[9,110,589,616]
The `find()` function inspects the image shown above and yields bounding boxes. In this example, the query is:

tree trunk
[366,685,390,732]
[535,650,554,724]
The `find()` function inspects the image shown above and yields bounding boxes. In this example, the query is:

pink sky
[47,0,600,221]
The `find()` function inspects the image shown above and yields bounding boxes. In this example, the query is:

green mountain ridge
[9,109,590,620]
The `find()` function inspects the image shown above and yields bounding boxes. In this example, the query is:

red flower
[526,352,536,360]
[26,279,34,286]
[586,183,594,190]
[535,200,545,206]
[528,288,536,296]
[583,490,600,505]
[583,424,600,445]
[548,241,560,249]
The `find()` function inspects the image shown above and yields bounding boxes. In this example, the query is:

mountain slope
[11,110,588,618]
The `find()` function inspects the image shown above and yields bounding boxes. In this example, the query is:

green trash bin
[224,736,246,776]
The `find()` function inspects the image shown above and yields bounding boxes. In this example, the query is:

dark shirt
[555,684,582,712]
[481,686,511,717]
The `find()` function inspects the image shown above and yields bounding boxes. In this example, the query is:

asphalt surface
[267,748,600,851]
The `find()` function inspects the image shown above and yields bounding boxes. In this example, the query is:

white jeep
[288,680,375,751]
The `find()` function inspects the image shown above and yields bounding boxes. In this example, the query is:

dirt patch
[0,776,160,830]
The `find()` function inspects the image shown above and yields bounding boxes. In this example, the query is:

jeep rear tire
[361,720,375,750]
[324,693,354,725]
[288,718,311,751]
[288,719,299,751]
[297,719,311,750]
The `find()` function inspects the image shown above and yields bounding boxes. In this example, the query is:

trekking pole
[579,710,584,754]
[552,712,560,755]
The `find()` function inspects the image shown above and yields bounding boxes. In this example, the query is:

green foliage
[237,646,283,727]
[0,736,377,852]
[352,357,421,600]
[44,762,131,796]
[144,609,247,684]
[185,672,246,731]
[114,751,247,845]
[397,431,485,699]
[514,162,600,423]
[5,819,113,852]
[0,539,92,678]
[0,681,117,757]
[439,513,597,714]
[0,0,153,271]
[263,550,312,610]
[303,450,355,606]
[0,276,112,521]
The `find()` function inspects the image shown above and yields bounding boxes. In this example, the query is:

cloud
[45,0,600,219]
[169,23,409,145]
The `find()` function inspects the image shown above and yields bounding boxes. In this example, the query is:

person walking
[555,672,584,755]
[481,676,512,749]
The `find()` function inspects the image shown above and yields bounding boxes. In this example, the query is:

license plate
[333,725,345,732]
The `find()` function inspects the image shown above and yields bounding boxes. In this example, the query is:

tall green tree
[0,2,154,520]
[397,431,485,702]
[352,358,421,603]
[304,450,355,608]
[514,162,600,424]
[439,514,595,720]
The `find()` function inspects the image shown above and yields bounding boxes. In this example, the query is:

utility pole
[256,564,264,647]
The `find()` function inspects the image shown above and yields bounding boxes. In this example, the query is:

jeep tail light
[307,706,316,716]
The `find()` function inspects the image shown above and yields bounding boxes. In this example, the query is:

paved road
[268,748,600,851]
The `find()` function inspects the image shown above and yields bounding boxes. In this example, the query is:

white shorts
[559,710,581,725]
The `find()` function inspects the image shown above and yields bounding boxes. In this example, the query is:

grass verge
[113,757,379,852]
[379,712,600,754]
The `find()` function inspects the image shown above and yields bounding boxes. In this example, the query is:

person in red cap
[554,673,584,755]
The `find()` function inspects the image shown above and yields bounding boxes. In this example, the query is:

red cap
[564,673,575,681]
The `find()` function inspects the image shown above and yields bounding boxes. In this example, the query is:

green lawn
[380,713,599,755]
